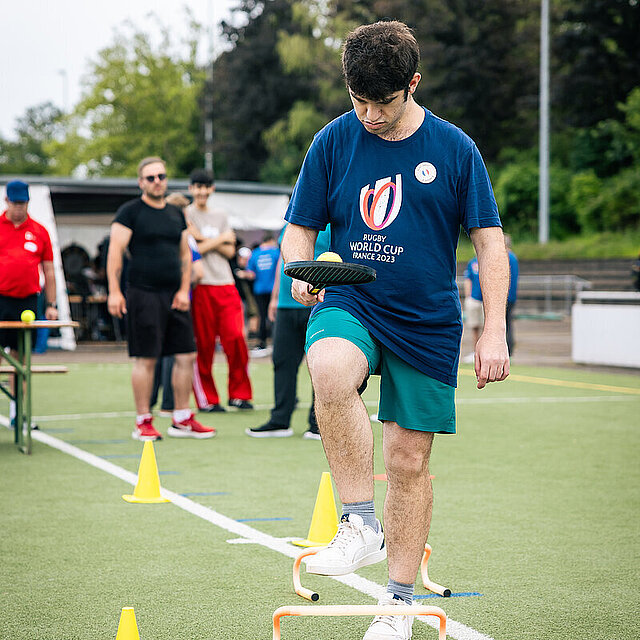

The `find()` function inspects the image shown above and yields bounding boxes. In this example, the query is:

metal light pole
[57,69,69,113]
[538,0,550,244]
[204,0,215,171]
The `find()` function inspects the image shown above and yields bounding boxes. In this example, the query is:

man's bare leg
[172,352,197,411]
[383,422,434,584]
[307,338,373,502]
[131,357,156,414]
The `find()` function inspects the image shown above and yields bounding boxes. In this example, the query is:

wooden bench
[0,365,68,375]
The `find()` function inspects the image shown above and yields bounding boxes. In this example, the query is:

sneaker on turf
[302,425,321,440]
[199,403,226,413]
[228,398,254,410]
[167,413,216,439]
[132,418,163,441]
[363,593,414,640]
[305,513,386,576]
[245,423,293,438]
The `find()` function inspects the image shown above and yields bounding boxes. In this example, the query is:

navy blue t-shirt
[285,108,501,387]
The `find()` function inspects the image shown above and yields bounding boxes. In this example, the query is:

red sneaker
[168,413,216,439]
[132,417,163,441]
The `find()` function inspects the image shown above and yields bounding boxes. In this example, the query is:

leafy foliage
[0,102,63,175]
[48,19,205,177]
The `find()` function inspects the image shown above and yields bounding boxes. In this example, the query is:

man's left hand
[474,331,509,389]
[171,290,191,312]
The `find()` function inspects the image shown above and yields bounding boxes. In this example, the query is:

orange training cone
[293,471,338,547]
[115,607,140,640]
[123,440,170,503]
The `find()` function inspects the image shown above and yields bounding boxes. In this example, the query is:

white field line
[28,394,638,422]
[22,427,495,640]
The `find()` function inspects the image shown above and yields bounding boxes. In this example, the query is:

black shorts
[126,286,196,358]
[0,294,38,350]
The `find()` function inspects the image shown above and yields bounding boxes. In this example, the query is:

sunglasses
[143,173,167,183]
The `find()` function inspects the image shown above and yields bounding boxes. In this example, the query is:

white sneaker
[462,352,475,364]
[363,593,414,640]
[305,513,386,576]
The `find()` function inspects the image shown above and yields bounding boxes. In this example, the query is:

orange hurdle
[421,543,451,597]
[292,547,323,601]
[293,543,452,601]
[273,604,447,640]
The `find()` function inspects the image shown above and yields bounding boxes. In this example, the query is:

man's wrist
[47,301,57,309]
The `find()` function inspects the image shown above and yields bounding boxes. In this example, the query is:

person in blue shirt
[465,234,519,360]
[281,21,510,640]
[463,256,483,362]
[246,233,280,353]
[246,225,330,439]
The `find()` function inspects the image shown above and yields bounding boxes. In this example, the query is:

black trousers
[270,307,317,429]
[506,301,516,355]
[255,292,272,348]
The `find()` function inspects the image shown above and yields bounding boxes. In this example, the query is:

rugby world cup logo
[359,174,402,231]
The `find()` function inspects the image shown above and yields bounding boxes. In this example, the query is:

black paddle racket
[284,260,376,295]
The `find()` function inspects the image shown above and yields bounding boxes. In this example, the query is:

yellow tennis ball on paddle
[316,252,343,263]
[21,309,36,324]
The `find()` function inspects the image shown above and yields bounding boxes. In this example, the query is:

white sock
[173,408,192,423]
[136,413,152,425]
[9,400,16,420]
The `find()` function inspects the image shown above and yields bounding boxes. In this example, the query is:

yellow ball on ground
[316,252,343,263]
[21,309,36,323]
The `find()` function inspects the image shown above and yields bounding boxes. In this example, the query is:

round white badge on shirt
[415,162,437,184]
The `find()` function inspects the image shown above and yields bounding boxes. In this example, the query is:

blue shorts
[306,307,455,434]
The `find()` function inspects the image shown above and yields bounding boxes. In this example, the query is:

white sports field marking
[29,394,638,422]
[26,428,495,640]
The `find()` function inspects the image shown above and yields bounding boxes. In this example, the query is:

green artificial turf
[1,360,638,639]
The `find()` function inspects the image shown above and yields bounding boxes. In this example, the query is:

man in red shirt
[1,180,58,425]
[0,180,58,349]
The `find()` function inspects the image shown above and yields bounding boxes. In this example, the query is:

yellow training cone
[115,607,140,640]
[293,471,338,547]
[123,440,170,503]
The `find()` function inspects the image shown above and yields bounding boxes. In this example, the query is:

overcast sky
[0,0,238,140]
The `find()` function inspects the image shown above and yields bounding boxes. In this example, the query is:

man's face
[5,198,29,224]
[189,182,214,207]
[138,161,167,201]
[348,73,420,136]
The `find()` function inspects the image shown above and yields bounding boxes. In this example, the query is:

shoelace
[326,521,361,551]
[371,610,409,633]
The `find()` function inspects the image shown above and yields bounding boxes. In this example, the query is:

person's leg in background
[159,355,175,412]
[191,285,222,410]
[246,307,304,437]
[506,301,515,355]
[215,284,252,408]
[254,293,271,351]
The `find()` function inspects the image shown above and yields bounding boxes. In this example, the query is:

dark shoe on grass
[245,423,293,438]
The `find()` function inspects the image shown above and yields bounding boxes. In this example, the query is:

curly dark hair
[342,21,420,102]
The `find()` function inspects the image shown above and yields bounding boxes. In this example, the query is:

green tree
[554,0,640,128]
[260,100,327,184]
[211,0,320,181]
[0,102,63,175]
[48,19,205,177]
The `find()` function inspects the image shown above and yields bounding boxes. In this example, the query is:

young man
[107,158,215,441]
[186,169,253,412]
[282,21,510,640]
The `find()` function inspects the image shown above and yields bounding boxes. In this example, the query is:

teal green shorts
[306,307,455,434]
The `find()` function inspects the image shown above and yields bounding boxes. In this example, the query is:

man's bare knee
[308,338,367,400]
[384,425,433,479]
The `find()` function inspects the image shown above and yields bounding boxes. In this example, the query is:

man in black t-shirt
[107,157,215,441]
